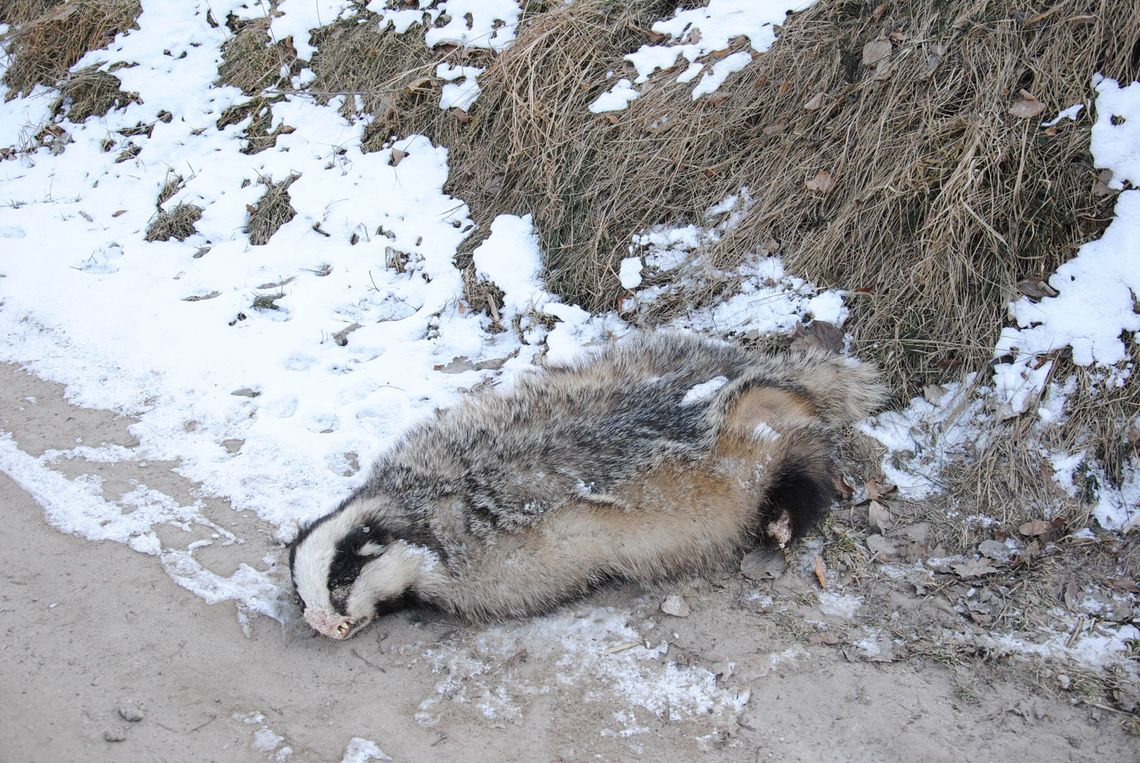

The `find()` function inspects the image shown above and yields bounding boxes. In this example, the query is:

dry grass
[50,64,139,121]
[216,15,297,96]
[0,0,65,27]
[144,203,203,242]
[1,0,140,96]
[217,96,294,154]
[246,174,298,246]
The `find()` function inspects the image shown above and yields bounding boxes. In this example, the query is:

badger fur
[289,331,885,638]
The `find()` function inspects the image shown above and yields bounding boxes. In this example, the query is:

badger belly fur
[289,330,885,637]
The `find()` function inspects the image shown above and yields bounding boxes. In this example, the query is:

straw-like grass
[1,0,140,96]
[246,174,298,245]
[144,203,203,242]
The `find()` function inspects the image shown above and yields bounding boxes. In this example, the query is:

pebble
[103,730,127,743]
[118,705,144,723]
[660,594,690,617]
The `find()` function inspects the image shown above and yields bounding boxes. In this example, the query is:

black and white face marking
[289,506,433,639]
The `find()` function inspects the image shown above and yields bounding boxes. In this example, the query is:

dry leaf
[805,170,836,193]
[866,478,897,501]
[868,500,892,533]
[1019,519,1049,537]
[861,38,892,67]
[1092,168,1116,196]
[1010,90,1046,119]
[833,475,854,501]
[872,59,892,81]
[951,558,999,578]
[388,148,408,167]
[814,556,828,589]
[1017,279,1059,299]
[762,120,786,136]
[112,209,127,217]
[790,321,844,353]
[452,108,472,124]
[865,534,898,558]
[922,383,950,404]
[804,92,826,111]
[810,632,840,645]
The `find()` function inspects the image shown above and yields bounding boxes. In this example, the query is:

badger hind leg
[718,384,841,545]
[758,428,837,546]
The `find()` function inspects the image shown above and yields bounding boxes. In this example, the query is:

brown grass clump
[50,64,139,121]
[2,0,141,96]
[216,15,297,96]
[246,174,298,246]
[0,0,64,27]
[217,96,294,154]
[145,203,203,242]
[305,8,449,140]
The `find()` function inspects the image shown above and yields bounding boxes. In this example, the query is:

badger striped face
[289,505,427,639]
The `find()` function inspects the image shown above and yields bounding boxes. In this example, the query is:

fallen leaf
[872,59,892,81]
[951,558,999,578]
[790,321,845,353]
[804,92,826,111]
[1010,90,1046,119]
[112,209,127,217]
[452,108,472,124]
[810,632,840,645]
[814,556,828,589]
[833,475,854,501]
[866,534,898,558]
[923,383,950,404]
[1092,168,1116,196]
[741,548,786,581]
[805,170,836,193]
[1017,278,1059,299]
[1019,519,1050,537]
[388,148,408,166]
[868,500,892,533]
[866,478,897,501]
[762,120,786,136]
[861,38,892,67]
[977,539,1011,563]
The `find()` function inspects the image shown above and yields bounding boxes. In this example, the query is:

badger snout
[303,607,366,640]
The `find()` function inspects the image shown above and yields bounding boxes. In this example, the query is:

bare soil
[0,362,1135,762]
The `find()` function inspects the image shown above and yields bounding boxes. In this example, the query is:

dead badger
[290,331,884,638]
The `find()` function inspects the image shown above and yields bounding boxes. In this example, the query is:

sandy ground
[1,362,1136,762]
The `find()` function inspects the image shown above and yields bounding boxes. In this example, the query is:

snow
[681,376,729,405]
[340,738,392,763]
[593,1,817,113]
[436,63,484,111]
[618,256,643,289]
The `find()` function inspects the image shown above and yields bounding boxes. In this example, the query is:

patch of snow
[436,63,484,110]
[340,737,392,763]
[590,79,640,114]
[818,592,862,619]
[618,257,643,289]
[681,376,728,405]
[597,1,818,113]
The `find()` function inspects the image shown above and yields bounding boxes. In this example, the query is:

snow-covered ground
[0,0,1137,742]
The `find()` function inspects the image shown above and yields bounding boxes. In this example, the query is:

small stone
[103,729,127,743]
[118,705,144,723]
[661,594,690,617]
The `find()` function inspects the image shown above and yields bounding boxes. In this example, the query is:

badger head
[288,505,436,639]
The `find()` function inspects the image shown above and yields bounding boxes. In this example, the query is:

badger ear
[357,541,386,557]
